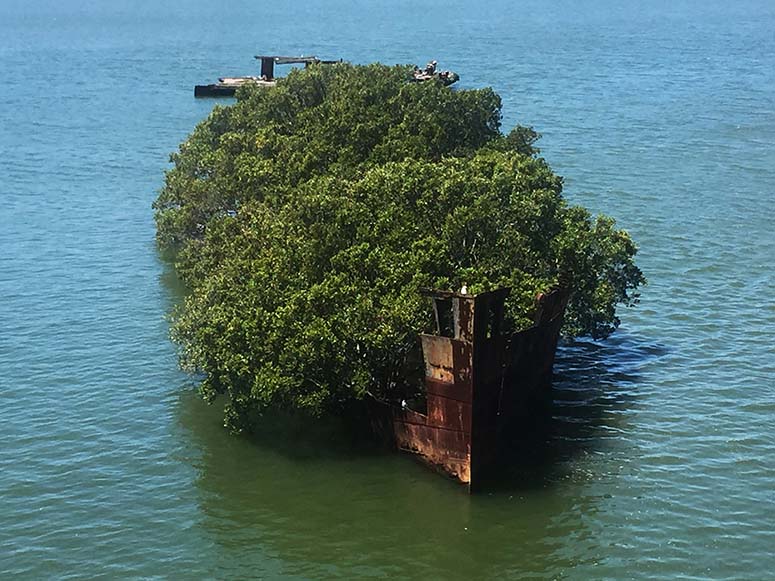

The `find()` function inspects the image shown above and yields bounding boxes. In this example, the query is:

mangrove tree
[154,63,644,432]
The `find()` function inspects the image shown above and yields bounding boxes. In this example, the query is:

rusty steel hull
[370,289,568,492]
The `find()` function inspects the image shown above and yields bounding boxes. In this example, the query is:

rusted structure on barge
[370,288,568,492]
[195,55,340,98]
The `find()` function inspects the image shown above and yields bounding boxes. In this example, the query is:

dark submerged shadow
[481,331,667,492]
[238,406,395,461]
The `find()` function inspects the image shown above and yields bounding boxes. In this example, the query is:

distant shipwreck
[369,288,569,492]
[194,55,335,98]
[194,55,459,97]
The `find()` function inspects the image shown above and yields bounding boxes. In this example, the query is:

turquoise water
[2,0,775,577]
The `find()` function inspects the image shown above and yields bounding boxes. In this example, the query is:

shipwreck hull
[370,288,569,492]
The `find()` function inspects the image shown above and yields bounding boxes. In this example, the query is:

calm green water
[2,0,775,578]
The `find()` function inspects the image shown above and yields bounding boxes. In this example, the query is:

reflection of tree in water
[174,330,663,579]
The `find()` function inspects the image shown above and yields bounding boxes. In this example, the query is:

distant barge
[195,56,458,97]
[195,55,340,98]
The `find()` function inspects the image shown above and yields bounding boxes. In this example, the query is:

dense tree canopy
[154,63,644,432]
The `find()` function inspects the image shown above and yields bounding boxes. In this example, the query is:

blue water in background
[2,0,775,577]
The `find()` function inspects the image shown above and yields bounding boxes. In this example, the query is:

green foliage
[154,63,502,250]
[155,63,644,432]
